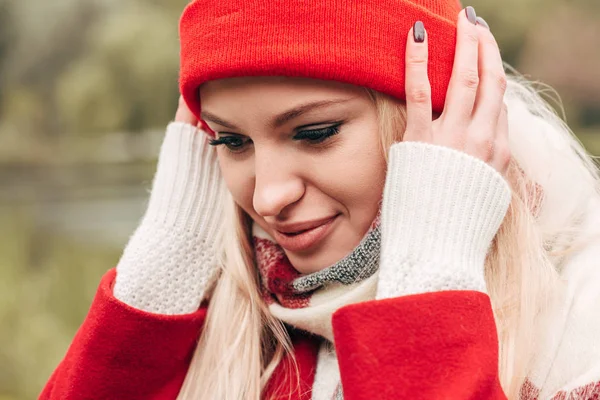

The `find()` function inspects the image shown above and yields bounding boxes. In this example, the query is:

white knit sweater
[113,122,600,399]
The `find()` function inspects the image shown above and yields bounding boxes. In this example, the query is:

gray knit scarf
[253,217,381,309]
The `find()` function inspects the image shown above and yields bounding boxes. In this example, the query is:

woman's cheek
[219,158,254,209]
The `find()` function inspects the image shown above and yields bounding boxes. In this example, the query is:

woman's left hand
[402,7,510,177]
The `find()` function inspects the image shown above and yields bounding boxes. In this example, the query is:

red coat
[40,268,506,399]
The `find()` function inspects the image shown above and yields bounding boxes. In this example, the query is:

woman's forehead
[200,76,367,98]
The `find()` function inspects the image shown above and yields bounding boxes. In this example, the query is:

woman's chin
[284,244,355,274]
[271,217,371,275]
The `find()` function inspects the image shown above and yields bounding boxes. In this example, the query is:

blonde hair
[177,70,600,400]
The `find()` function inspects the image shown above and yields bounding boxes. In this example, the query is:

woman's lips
[272,215,339,252]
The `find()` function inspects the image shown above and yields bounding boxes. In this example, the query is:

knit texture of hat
[179,0,463,127]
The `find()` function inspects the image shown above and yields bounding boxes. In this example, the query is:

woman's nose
[252,155,304,218]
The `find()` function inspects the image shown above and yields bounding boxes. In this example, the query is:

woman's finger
[491,102,510,174]
[404,21,432,141]
[174,95,198,125]
[441,8,480,126]
[472,22,507,130]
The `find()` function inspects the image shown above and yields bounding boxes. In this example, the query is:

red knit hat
[179,0,463,131]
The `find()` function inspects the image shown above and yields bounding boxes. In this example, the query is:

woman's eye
[208,135,250,153]
[293,124,342,144]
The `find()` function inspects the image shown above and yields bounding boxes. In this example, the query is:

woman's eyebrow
[200,98,353,130]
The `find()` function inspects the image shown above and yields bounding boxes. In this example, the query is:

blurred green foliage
[0,0,188,164]
[0,0,599,398]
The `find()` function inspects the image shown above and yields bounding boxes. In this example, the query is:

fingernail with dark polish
[476,16,489,29]
[413,21,425,43]
[465,6,477,25]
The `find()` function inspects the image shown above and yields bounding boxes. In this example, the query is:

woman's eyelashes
[293,123,342,144]
[209,122,343,153]
[208,134,249,152]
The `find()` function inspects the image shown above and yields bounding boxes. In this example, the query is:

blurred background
[0,0,599,398]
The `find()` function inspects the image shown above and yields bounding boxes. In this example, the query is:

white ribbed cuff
[142,121,225,239]
[376,142,512,299]
[113,122,227,314]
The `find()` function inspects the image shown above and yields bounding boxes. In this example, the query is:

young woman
[41,0,600,399]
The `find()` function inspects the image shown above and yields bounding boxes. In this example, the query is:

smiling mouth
[272,215,339,252]
[281,227,316,236]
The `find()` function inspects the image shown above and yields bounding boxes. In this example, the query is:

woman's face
[200,77,386,274]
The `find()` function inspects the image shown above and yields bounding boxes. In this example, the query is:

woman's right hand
[112,94,227,315]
